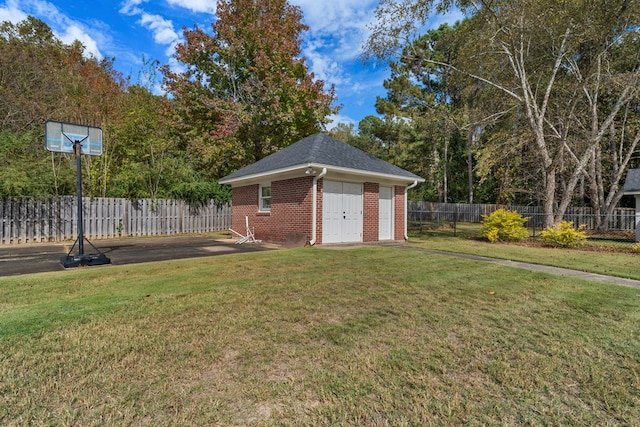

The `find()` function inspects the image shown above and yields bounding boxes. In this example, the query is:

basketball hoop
[45,120,110,268]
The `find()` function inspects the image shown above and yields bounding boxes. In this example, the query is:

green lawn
[409,223,640,281]
[1,245,639,425]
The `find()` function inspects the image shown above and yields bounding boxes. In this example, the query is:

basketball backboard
[45,121,103,156]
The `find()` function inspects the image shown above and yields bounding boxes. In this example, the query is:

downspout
[404,180,418,240]
[309,167,327,245]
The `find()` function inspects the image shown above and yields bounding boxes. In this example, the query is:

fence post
[454,204,458,237]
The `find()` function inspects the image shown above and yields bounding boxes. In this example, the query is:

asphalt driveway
[0,236,277,277]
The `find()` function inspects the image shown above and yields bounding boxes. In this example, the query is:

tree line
[0,0,335,205]
[334,0,640,229]
[2,0,640,229]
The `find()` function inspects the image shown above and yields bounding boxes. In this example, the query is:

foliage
[0,129,76,197]
[0,17,127,197]
[162,0,337,179]
[540,221,587,248]
[0,17,225,204]
[480,209,529,243]
[365,0,640,226]
[0,16,128,131]
[170,180,231,207]
[98,85,196,199]
[6,1,640,222]
[373,24,477,203]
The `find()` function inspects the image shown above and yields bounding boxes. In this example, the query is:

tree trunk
[542,168,556,227]
[443,133,449,203]
[467,130,474,203]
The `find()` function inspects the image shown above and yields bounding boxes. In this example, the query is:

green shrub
[170,181,231,207]
[540,221,587,247]
[480,209,530,243]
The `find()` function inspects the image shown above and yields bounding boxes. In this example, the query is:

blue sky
[0,0,463,128]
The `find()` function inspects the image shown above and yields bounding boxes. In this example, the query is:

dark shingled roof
[219,133,423,183]
[623,169,640,194]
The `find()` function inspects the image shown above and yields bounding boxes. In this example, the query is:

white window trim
[259,183,271,212]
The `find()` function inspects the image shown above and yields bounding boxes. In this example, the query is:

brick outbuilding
[219,133,424,245]
[623,168,640,242]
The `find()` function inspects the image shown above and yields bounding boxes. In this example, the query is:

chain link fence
[408,202,637,248]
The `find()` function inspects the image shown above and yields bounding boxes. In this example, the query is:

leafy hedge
[170,181,231,207]
[481,209,530,243]
[540,221,587,247]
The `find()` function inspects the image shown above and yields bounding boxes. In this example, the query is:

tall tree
[366,0,640,226]
[375,24,472,203]
[0,17,127,197]
[0,16,68,132]
[162,0,336,179]
[95,85,193,199]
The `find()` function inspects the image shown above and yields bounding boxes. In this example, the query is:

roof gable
[219,133,423,184]
[623,169,640,194]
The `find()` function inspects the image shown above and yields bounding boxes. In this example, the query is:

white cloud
[293,1,468,125]
[59,25,102,58]
[290,0,383,115]
[139,12,179,45]
[302,39,345,84]
[291,0,377,35]
[0,0,104,58]
[166,0,215,14]
[0,0,28,23]
[119,0,147,15]
[292,0,377,62]
[119,1,183,59]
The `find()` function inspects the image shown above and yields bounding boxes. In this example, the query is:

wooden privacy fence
[408,202,636,231]
[0,197,232,244]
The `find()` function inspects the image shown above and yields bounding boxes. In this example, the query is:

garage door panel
[342,182,363,242]
[379,186,393,240]
[322,180,363,244]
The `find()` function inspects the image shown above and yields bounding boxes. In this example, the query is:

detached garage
[219,133,424,245]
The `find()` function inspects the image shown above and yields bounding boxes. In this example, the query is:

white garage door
[323,180,363,244]
[379,186,394,240]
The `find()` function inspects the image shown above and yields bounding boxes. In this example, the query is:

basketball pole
[74,138,85,256]
[59,135,110,268]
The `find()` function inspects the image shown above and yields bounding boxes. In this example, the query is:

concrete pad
[0,235,279,276]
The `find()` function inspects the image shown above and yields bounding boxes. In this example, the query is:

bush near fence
[0,197,231,244]
[408,202,637,243]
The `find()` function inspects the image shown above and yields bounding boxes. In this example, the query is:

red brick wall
[231,176,314,243]
[230,184,259,238]
[231,178,407,244]
[394,185,406,241]
[363,182,379,242]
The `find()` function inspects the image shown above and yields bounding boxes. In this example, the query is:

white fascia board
[218,164,312,185]
[219,162,425,186]
[317,164,425,185]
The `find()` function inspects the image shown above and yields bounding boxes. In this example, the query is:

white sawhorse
[229,216,262,244]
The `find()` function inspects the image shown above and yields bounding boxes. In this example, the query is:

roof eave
[219,162,424,186]
[318,164,425,184]
[218,164,313,185]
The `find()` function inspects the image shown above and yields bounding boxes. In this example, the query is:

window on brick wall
[259,184,271,212]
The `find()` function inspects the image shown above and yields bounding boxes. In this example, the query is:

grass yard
[409,223,640,281]
[1,246,639,425]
